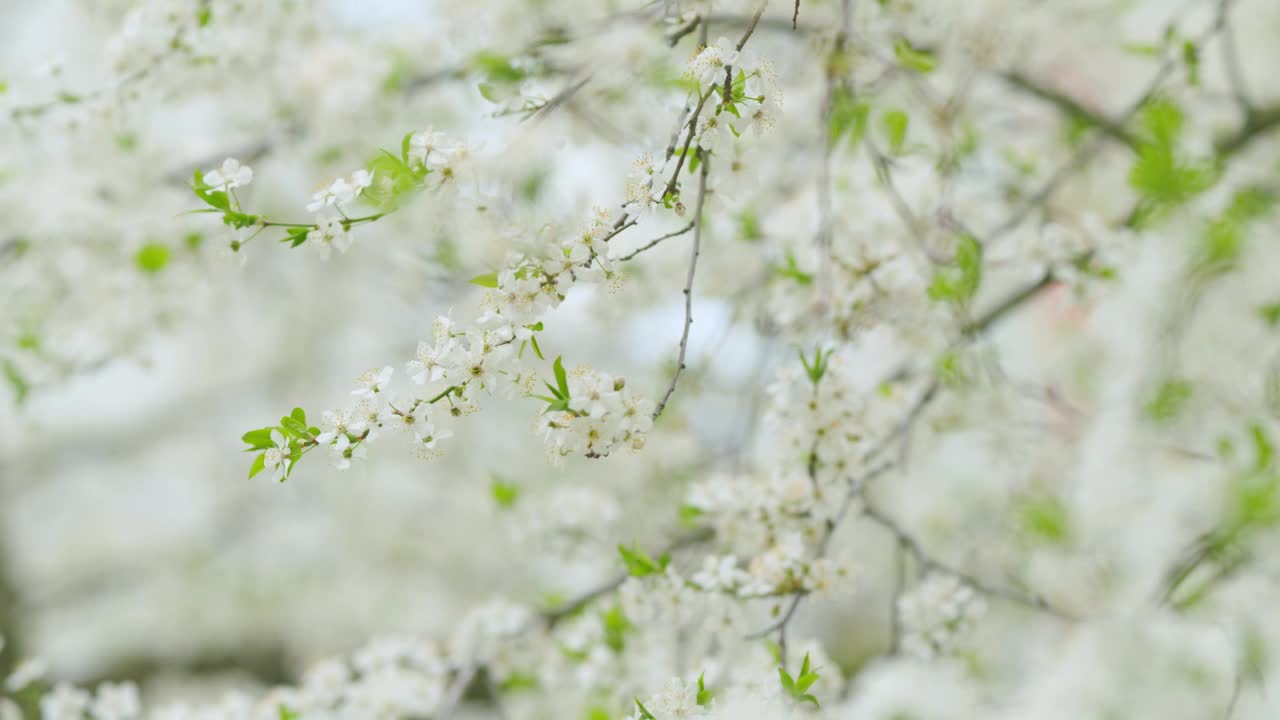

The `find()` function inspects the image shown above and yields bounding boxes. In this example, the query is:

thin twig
[543,527,714,626]
[888,537,909,654]
[737,2,769,51]
[999,71,1138,149]
[653,155,710,421]
[615,221,695,262]
[861,503,1075,620]
[530,74,593,121]
[1215,0,1254,113]
[666,14,702,47]
[437,665,479,720]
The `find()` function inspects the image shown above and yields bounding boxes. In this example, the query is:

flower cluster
[686,37,781,155]
[536,365,656,460]
[897,573,987,660]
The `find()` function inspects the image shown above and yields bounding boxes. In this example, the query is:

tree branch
[615,221,695,262]
[652,154,709,421]
[998,71,1138,149]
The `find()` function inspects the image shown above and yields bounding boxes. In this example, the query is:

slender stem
[652,154,709,421]
[999,71,1138,149]
[861,502,1075,619]
[437,665,478,720]
[615,221,695,262]
[1216,0,1254,113]
[543,527,714,626]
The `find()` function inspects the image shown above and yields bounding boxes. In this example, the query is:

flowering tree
[3,0,1280,718]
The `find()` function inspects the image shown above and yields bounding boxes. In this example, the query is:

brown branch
[1215,0,1255,113]
[615,221,695,262]
[861,502,1076,620]
[653,155,710,421]
[666,15,702,47]
[543,527,714,627]
[736,2,769,51]
[0,539,20,677]
[999,71,1138,149]
[530,75,593,122]
[1216,103,1280,158]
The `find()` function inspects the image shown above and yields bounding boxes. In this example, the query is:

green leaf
[364,150,423,210]
[1129,145,1214,209]
[290,407,306,425]
[1145,379,1192,421]
[248,452,267,479]
[1193,187,1275,276]
[1182,40,1200,86]
[893,37,936,73]
[928,235,982,305]
[2,358,29,406]
[1258,302,1280,328]
[499,671,539,692]
[1140,98,1184,146]
[882,109,909,154]
[280,415,310,438]
[135,243,170,274]
[737,207,762,242]
[1228,469,1280,528]
[778,668,796,694]
[1128,98,1216,212]
[553,355,570,399]
[529,334,545,360]
[678,503,704,527]
[935,348,969,388]
[1018,497,1071,543]
[491,476,519,508]
[779,653,821,707]
[696,672,713,706]
[470,272,499,288]
[1122,42,1163,57]
[400,131,416,165]
[196,5,213,26]
[829,88,871,147]
[600,604,632,653]
[798,347,833,385]
[773,251,813,285]
[617,544,662,577]
[633,698,657,720]
[470,51,527,83]
[242,428,276,450]
[1251,423,1274,472]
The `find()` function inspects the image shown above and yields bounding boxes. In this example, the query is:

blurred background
[3,0,1280,714]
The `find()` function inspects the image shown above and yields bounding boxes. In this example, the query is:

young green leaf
[242,428,277,451]
[3,358,29,406]
[893,37,937,73]
[696,672,713,706]
[552,355,570,399]
[633,698,657,720]
[882,109,910,154]
[617,544,663,577]
[491,476,519,508]
[470,272,499,288]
